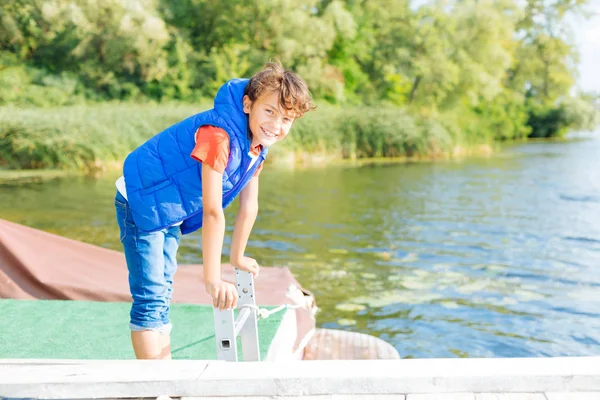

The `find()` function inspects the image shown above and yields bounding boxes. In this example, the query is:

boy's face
[243,90,295,148]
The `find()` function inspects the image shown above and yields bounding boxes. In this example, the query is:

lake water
[1,135,599,358]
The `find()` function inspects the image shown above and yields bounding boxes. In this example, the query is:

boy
[114,62,314,359]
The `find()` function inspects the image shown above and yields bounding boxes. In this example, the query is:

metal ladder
[212,269,260,361]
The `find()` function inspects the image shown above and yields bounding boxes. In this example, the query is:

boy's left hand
[231,256,260,278]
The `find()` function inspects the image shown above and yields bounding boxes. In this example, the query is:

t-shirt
[115,125,263,222]
[190,125,264,176]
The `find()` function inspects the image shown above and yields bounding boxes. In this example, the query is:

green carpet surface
[0,299,283,360]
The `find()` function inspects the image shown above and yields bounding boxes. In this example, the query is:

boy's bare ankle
[136,348,171,360]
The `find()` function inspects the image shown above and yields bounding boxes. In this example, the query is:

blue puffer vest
[123,78,268,235]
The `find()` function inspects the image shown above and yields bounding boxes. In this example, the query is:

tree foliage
[0,0,597,139]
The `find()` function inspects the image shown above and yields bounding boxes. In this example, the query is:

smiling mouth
[261,127,278,138]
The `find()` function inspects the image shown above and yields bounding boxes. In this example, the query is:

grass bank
[0,168,74,185]
[0,103,491,172]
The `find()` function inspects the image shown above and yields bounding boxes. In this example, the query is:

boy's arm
[202,162,237,310]
[230,175,260,276]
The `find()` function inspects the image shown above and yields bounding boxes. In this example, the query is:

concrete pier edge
[1,356,600,398]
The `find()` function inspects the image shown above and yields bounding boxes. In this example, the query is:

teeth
[262,127,277,138]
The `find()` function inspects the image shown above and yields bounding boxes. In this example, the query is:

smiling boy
[114,62,314,359]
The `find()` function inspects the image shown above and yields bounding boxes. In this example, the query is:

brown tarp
[0,218,315,354]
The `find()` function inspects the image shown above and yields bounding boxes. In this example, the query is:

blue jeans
[115,191,180,333]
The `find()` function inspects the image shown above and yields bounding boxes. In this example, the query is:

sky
[570,3,600,93]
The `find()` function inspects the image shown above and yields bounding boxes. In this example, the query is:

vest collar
[213,78,250,152]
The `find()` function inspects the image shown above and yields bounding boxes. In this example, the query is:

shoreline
[3,133,598,185]
[0,143,498,185]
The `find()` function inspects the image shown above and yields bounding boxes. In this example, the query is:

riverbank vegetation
[1,0,598,171]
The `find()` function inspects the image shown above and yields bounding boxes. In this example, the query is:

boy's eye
[283,118,292,123]
[266,109,273,114]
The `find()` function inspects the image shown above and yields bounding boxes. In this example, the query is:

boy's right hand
[205,279,239,310]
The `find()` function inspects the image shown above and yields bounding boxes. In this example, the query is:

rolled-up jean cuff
[129,322,172,336]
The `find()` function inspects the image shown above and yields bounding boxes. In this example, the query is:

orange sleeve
[190,126,230,173]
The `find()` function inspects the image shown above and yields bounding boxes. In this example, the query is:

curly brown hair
[244,61,315,118]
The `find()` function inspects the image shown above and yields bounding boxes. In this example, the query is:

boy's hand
[231,256,260,278]
[206,279,238,310]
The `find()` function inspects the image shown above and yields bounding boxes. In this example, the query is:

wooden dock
[1,357,599,399]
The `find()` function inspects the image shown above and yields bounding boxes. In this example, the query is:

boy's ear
[242,95,252,114]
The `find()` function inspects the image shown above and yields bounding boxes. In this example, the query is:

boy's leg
[127,227,171,359]
[156,224,181,359]
[130,329,168,359]
[115,192,178,359]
